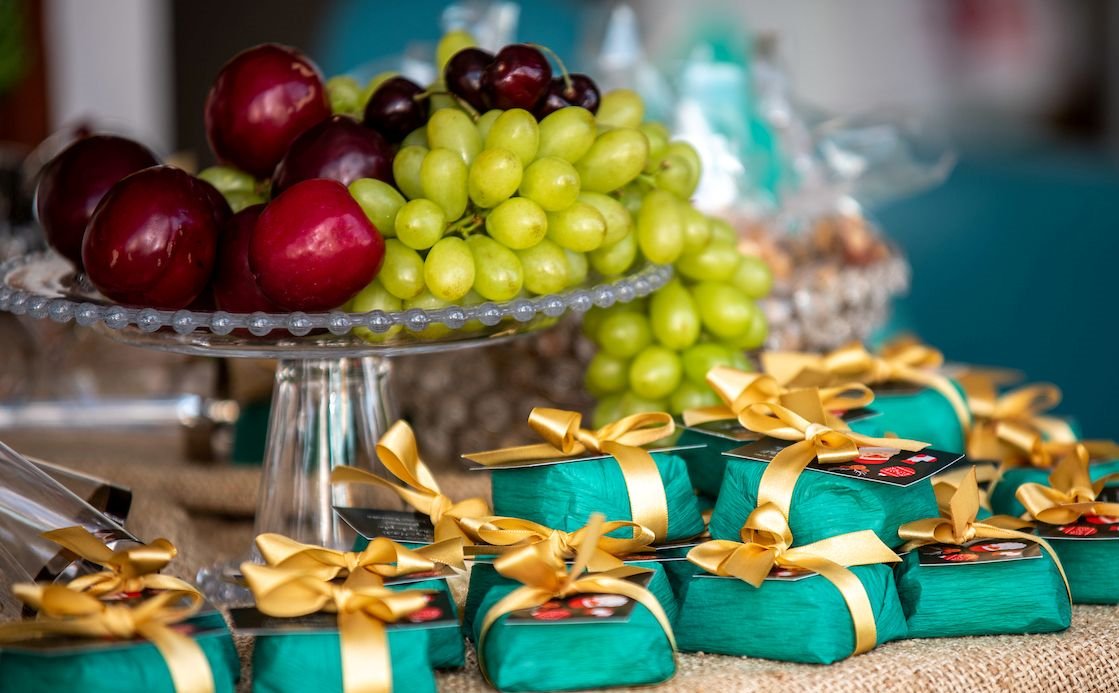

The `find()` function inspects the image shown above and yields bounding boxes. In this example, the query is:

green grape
[676,240,740,282]
[619,390,668,418]
[485,108,539,166]
[681,205,712,252]
[326,75,362,116]
[596,88,645,129]
[536,107,596,163]
[348,178,406,237]
[466,234,523,301]
[654,153,696,199]
[424,236,475,301]
[437,29,475,70]
[639,122,670,170]
[198,165,256,193]
[223,190,265,213]
[578,192,632,245]
[575,128,648,193]
[730,254,773,299]
[379,239,425,299]
[429,87,459,113]
[476,109,502,141]
[649,280,700,350]
[593,394,624,428]
[588,231,637,276]
[394,198,445,250]
[546,202,606,252]
[419,148,468,220]
[403,290,451,338]
[692,282,756,339]
[636,189,684,264]
[392,145,428,200]
[519,157,580,212]
[728,347,752,371]
[402,127,428,148]
[427,108,482,165]
[722,306,768,350]
[564,249,589,286]
[486,197,548,249]
[582,306,609,339]
[360,71,399,111]
[585,351,631,396]
[351,280,402,341]
[629,345,682,400]
[467,148,522,208]
[682,343,735,386]
[669,380,722,415]
[596,311,652,358]
[618,183,644,215]
[668,141,701,182]
[515,239,568,295]
[709,217,737,244]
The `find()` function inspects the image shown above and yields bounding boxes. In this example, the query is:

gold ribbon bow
[0,585,214,693]
[901,467,1071,599]
[470,516,655,571]
[242,562,430,693]
[1016,452,1119,526]
[681,366,874,429]
[960,374,1078,461]
[687,503,899,656]
[995,421,1119,472]
[42,526,198,597]
[330,420,491,544]
[255,533,465,581]
[737,389,928,518]
[762,342,971,433]
[476,514,676,683]
[464,408,675,541]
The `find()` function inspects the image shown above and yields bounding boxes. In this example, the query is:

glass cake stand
[0,251,671,601]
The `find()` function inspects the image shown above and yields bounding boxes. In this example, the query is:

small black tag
[917,539,1043,566]
[505,572,653,625]
[335,507,435,544]
[696,564,817,582]
[681,408,879,442]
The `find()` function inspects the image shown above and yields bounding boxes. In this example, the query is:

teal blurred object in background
[873,147,1119,438]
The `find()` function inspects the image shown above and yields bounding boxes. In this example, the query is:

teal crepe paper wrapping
[848,383,967,453]
[675,428,741,499]
[989,460,1119,517]
[385,577,464,669]
[1046,539,1119,604]
[490,452,705,542]
[462,559,680,638]
[709,458,939,548]
[472,582,676,692]
[0,611,239,693]
[895,548,1070,637]
[675,564,907,664]
[252,624,434,693]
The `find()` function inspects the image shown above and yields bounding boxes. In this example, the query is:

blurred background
[0,0,1116,445]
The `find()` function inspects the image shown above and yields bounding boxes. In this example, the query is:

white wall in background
[42,0,173,153]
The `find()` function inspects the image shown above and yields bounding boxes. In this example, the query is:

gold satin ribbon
[900,467,1071,600]
[464,408,674,542]
[242,562,431,693]
[932,464,997,512]
[686,502,899,656]
[475,513,676,684]
[0,585,214,693]
[255,533,465,581]
[960,374,1078,461]
[762,342,972,434]
[681,366,874,429]
[469,516,655,571]
[1016,452,1119,526]
[42,526,198,597]
[330,420,491,544]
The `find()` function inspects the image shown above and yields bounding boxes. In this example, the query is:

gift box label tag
[917,539,1043,566]
[382,565,457,586]
[1037,489,1119,541]
[870,381,926,397]
[725,439,962,488]
[505,572,653,626]
[696,564,818,582]
[230,589,457,635]
[335,506,435,544]
[680,408,879,442]
[461,444,705,471]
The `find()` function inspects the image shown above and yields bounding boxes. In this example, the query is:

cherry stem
[413,88,480,120]
[530,43,573,94]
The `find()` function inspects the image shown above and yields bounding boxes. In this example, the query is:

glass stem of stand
[252,356,396,550]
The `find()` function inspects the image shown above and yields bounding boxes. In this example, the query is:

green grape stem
[530,42,573,94]
[446,211,487,236]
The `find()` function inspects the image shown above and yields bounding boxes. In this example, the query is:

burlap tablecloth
[7,430,1119,693]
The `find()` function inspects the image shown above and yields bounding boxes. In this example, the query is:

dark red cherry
[481,44,552,111]
[272,115,393,194]
[363,77,429,143]
[444,47,494,113]
[536,74,601,117]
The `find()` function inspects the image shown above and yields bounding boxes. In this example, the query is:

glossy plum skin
[249,178,384,311]
[272,115,393,193]
[481,44,552,110]
[536,74,601,117]
[211,204,280,313]
[35,134,159,268]
[82,167,220,309]
[363,76,429,143]
[204,43,330,177]
[443,47,494,113]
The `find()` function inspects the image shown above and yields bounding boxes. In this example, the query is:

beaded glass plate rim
[0,252,673,337]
